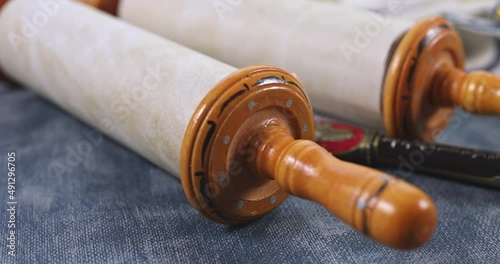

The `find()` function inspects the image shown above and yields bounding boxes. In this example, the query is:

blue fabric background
[0,82,499,263]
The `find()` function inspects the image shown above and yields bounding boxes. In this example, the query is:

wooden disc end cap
[180,66,314,225]
[385,15,500,139]
[384,17,463,140]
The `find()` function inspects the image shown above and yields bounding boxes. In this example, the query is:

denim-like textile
[0,82,499,264]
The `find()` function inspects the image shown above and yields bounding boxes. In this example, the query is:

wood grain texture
[177,63,438,249]
[0,0,438,249]
[384,17,462,140]
[385,16,500,140]
[253,126,437,249]
[179,66,313,225]
[433,65,500,115]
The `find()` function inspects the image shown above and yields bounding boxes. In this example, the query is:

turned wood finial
[182,66,437,249]
[433,65,500,115]
[252,126,437,249]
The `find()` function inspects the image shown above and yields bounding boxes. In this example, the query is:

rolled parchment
[88,0,500,140]
[339,0,500,71]
[0,0,438,249]
[0,0,235,176]
[117,0,413,132]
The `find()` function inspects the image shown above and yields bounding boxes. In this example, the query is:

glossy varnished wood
[79,0,118,15]
[2,1,439,249]
[384,17,461,140]
[253,126,437,249]
[385,16,500,140]
[180,66,314,224]
[433,65,500,115]
[181,66,437,249]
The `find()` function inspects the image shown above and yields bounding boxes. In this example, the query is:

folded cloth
[1,82,500,263]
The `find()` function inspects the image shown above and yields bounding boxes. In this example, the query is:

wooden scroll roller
[85,0,500,140]
[0,0,437,249]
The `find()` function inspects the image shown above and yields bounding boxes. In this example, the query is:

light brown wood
[79,0,118,15]
[181,66,437,249]
[180,66,313,224]
[385,16,500,140]
[252,126,437,249]
[433,65,500,115]
[384,17,462,140]
[0,0,438,248]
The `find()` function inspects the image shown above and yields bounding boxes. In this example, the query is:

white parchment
[0,0,236,176]
[119,0,413,131]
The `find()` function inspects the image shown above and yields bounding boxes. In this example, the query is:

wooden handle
[78,0,119,14]
[253,126,437,249]
[433,65,500,115]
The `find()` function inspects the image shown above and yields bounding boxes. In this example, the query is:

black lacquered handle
[315,120,500,189]
[373,136,500,188]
